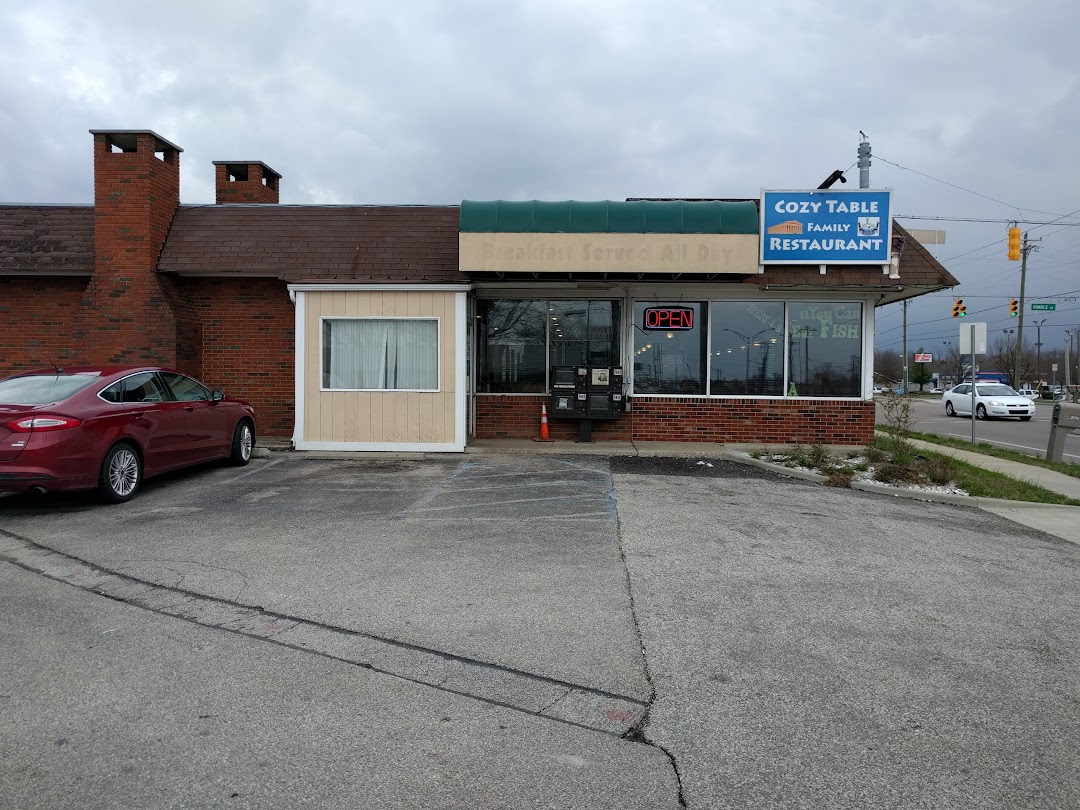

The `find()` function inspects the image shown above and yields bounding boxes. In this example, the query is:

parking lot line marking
[218,456,286,484]
[410,493,601,513]
[447,479,607,495]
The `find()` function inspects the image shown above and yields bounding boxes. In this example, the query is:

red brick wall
[0,277,88,373]
[74,133,191,366]
[476,395,875,445]
[0,273,295,438]
[215,164,279,204]
[185,278,295,437]
[476,396,632,441]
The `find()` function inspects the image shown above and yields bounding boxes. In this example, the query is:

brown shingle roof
[755,222,959,302]
[158,205,466,284]
[0,206,94,275]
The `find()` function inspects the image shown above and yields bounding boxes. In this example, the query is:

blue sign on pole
[760,189,892,264]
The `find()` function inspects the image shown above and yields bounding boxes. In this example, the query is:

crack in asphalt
[608,463,688,808]
[0,527,647,739]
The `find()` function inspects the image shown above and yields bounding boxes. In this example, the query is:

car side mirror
[212,389,225,403]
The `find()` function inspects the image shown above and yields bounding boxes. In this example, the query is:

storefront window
[478,300,548,392]
[787,303,862,397]
[709,302,785,395]
[478,299,622,392]
[549,300,621,368]
[633,302,705,394]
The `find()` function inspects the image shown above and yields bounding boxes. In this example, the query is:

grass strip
[936,454,1080,505]
[876,424,1080,480]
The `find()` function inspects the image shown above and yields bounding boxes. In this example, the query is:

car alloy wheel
[975,404,987,420]
[99,443,141,503]
[229,421,254,466]
[945,402,956,417]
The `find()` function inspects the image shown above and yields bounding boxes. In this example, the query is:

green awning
[459,200,759,234]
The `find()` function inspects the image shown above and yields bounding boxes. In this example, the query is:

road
[3,453,1079,809]
[878,396,1080,463]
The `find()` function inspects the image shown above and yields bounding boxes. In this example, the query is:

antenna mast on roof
[858,131,871,189]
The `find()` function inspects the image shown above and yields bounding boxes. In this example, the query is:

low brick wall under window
[475,395,875,445]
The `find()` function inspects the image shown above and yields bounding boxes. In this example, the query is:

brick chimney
[213,161,281,204]
[75,130,197,369]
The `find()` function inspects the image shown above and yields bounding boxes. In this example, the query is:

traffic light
[1007,227,1022,261]
[1009,298,1019,317]
[951,298,967,318]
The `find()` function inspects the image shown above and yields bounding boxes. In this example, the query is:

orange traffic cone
[538,403,551,441]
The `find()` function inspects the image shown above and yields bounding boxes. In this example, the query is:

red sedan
[0,366,256,502]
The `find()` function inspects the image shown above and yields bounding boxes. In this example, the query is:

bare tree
[988,335,1038,387]
[873,349,902,386]
[937,344,962,386]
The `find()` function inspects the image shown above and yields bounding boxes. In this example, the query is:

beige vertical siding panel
[329,292,345,441]
[418,393,433,442]
[306,294,324,441]
[437,293,452,441]
[303,289,459,446]
[442,294,456,394]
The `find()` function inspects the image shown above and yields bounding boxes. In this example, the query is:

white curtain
[324,319,438,390]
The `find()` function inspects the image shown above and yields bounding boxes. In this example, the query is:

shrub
[824,469,854,488]
[873,462,924,485]
[922,455,954,486]
[787,443,811,467]
[879,394,916,462]
[806,443,832,470]
[863,442,887,463]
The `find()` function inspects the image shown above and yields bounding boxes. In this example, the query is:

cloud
[1,0,1078,348]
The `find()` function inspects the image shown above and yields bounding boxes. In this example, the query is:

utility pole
[902,299,908,393]
[1012,231,1038,387]
[858,132,871,189]
[1032,318,1047,383]
[1066,331,1074,389]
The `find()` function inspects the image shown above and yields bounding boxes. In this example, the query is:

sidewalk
[894,434,1080,501]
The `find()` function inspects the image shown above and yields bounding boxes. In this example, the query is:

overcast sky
[2,0,1078,363]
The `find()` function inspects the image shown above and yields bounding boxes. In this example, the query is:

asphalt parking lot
[2,453,1078,809]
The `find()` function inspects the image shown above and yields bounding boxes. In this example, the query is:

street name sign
[1031,303,1056,311]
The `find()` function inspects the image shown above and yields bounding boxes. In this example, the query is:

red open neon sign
[643,306,695,331]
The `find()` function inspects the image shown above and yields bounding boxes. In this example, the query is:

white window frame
[319,316,441,393]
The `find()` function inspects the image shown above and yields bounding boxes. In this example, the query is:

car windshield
[976,384,1018,397]
[0,373,100,404]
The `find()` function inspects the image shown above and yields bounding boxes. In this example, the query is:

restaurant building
[0,130,958,451]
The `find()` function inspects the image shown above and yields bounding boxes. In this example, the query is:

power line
[896,214,1080,225]
[875,155,1023,217]
[875,297,1080,339]
[875,154,1080,223]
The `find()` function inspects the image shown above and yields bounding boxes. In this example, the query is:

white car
[1016,388,1038,400]
[943,383,1034,421]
